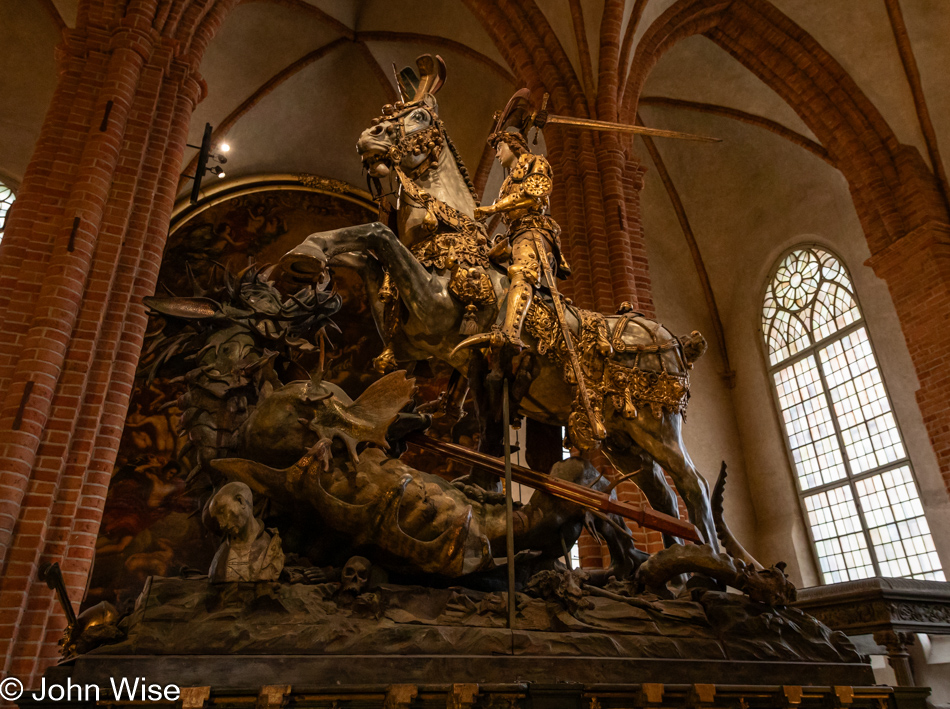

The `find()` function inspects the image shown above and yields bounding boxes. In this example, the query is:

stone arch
[621,0,947,254]
[622,0,950,504]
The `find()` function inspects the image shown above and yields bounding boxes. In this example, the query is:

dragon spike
[236,262,259,291]
[712,462,763,570]
[314,329,326,383]
[186,262,204,296]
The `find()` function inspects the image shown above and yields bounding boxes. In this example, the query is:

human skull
[340,556,372,596]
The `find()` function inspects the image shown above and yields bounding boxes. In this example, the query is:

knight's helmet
[488,88,538,154]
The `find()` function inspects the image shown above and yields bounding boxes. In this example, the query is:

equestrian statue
[277,55,717,552]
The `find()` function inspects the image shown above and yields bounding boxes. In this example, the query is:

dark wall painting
[84,179,412,611]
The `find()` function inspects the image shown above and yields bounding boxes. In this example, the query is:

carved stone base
[72,577,869,676]
[44,652,875,690]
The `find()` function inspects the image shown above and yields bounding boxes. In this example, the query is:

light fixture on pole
[184,123,230,204]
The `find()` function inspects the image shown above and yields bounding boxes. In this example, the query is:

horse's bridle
[362,101,483,244]
[364,102,446,182]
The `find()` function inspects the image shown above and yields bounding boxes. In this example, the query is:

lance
[405,432,702,543]
[532,229,607,443]
[531,93,720,143]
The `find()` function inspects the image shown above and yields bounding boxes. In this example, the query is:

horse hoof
[277,252,328,286]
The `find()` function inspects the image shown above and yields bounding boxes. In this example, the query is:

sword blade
[545,114,720,142]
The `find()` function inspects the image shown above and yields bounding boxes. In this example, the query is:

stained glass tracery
[0,182,14,237]
[763,248,860,365]
[763,247,943,583]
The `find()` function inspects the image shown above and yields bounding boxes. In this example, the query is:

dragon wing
[340,370,416,449]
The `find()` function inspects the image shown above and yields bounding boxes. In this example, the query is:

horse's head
[358,54,447,179]
[359,99,442,178]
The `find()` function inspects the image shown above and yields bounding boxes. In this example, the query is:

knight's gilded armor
[475,152,571,347]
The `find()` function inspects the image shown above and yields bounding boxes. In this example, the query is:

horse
[277,56,718,552]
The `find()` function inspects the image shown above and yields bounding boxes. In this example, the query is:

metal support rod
[503,378,516,636]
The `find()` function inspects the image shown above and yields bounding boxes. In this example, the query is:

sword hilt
[532,93,550,132]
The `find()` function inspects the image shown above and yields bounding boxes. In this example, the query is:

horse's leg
[601,438,681,549]
[514,457,647,579]
[281,223,375,278]
[331,252,388,345]
[607,407,719,551]
[280,222,452,330]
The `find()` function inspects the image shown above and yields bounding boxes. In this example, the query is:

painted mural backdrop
[85,182,466,610]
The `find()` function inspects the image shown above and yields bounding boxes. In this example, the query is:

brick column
[867,221,950,497]
[547,134,652,316]
[0,0,233,685]
[464,0,656,316]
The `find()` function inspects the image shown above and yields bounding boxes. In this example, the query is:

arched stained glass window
[763,246,943,583]
[0,181,14,240]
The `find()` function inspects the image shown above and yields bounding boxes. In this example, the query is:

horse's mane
[440,124,480,204]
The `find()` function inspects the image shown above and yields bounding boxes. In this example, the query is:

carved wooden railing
[795,577,950,687]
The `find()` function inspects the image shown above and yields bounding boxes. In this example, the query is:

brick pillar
[547,130,658,568]
[0,1,234,684]
[541,129,652,316]
[463,0,655,315]
[867,221,950,497]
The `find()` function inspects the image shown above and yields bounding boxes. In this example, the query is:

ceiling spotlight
[220,143,230,153]
[217,171,226,179]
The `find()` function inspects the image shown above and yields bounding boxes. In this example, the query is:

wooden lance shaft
[406,433,702,543]
[530,93,720,143]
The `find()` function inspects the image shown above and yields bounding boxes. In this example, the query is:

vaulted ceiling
[5,0,949,372]
[4,0,946,202]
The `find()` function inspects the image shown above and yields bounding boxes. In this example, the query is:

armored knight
[473,128,570,349]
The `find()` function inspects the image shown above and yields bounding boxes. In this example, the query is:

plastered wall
[638,104,950,588]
